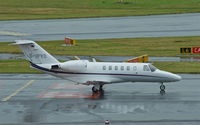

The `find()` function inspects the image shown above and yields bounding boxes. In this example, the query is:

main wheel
[99,85,103,91]
[92,86,98,93]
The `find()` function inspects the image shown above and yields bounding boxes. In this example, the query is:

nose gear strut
[160,83,166,95]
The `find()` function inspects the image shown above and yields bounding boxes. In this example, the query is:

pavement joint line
[1,80,35,102]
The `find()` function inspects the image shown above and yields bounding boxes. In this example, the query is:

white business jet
[13,40,181,94]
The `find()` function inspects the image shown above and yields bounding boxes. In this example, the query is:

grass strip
[152,61,200,74]
[0,0,200,20]
[0,60,41,74]
[1,36,200,57]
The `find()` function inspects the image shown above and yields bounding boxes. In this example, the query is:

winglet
[10,40,34,45]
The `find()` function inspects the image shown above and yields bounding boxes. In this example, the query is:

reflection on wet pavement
[0,74,200,124]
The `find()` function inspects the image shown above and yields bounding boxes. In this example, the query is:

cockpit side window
[143,65,150,71]
[149,64,157,72]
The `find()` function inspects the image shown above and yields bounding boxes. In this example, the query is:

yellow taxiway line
[1,80,35,102]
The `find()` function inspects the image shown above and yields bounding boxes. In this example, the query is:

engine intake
[51,65,60,69]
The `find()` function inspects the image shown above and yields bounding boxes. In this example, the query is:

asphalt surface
[1,13,200,42]
[0,74,200,125]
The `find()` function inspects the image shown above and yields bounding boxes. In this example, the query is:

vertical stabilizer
[12,40,59,64]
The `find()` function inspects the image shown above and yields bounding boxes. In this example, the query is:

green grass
[0,0,200,20]
[153,62,200,74]
[1,36,200,57]
[1,36,200,74]
[0,60,41,73]
[0,60,199,74]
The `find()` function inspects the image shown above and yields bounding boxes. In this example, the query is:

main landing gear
[160,83,165,95]
[92,84,104,93]
[91,84,104,98]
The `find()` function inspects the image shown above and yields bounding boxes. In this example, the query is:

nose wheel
[160,83,165,95]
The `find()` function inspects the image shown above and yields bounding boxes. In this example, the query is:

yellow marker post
[72,39,76,46]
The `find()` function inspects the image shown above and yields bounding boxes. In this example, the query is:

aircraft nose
[172,74,182,81]
[160,71,182,82]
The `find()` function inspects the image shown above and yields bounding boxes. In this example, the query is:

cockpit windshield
[148,64,157,72]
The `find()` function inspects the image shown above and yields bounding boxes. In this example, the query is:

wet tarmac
[0,74,200,125]
[1,53,200,62]
[1,13,200,42]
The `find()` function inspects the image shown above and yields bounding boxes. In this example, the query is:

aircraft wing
[61,74,123,85]
[70,56,102,62]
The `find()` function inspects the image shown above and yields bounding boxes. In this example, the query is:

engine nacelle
[60,60,88,72]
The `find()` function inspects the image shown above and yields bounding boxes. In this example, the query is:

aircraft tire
[92,86,98,93]
[99,85,103,91]
[160,84,165,91]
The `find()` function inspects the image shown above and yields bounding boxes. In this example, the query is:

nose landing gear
[160,83,165,95]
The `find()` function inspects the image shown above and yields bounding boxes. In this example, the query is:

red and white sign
[192,47,200,53]
[64,37,73,44]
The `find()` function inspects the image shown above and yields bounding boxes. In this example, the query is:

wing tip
[10,40,35,45]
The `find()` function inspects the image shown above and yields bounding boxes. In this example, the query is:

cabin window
[103,66,106,70]
[127,66,130,71]
[133,66,137,71]
[109,66,112,70]
[121,66,124,71]
[143,65,150,71]
[115,66,118,70]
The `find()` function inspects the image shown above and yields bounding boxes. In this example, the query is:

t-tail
[12,40,59,64]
